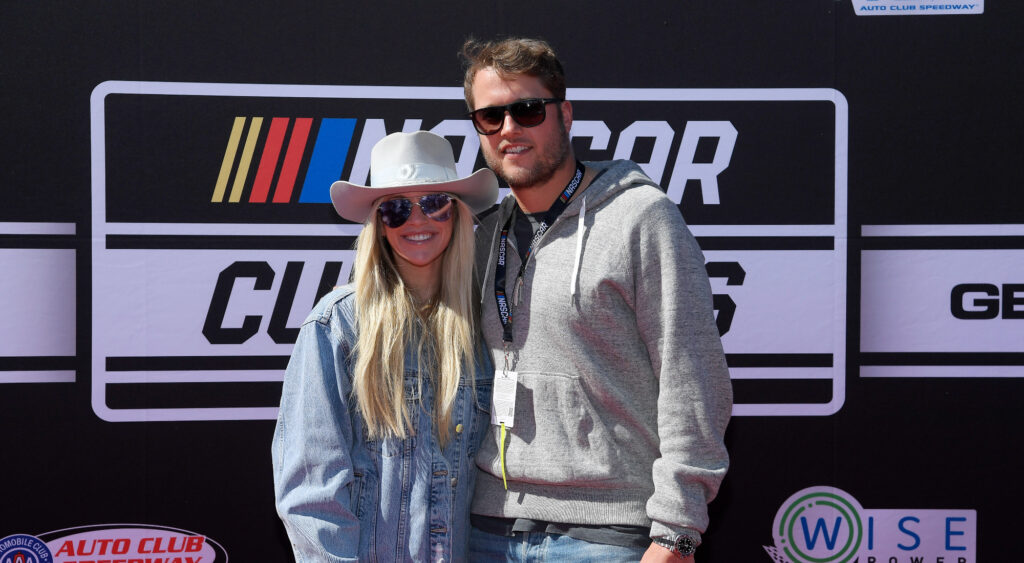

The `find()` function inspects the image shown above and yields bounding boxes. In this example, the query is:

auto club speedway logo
[1,525,227,563]
[764,487,976,563]
[90,81,847,422]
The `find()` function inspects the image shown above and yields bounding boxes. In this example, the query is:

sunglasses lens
[378,198,412,227]
[420,193,453,222]
[473,107,506,134]
[379,195,454,227]
[510,99,548,127]
[470,99,555,134]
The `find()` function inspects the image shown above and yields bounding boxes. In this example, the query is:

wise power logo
[764,486,976,563]
[90,81,846,421]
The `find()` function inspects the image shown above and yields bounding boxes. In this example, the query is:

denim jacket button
[450,477,458,487]
[455,423,463,433]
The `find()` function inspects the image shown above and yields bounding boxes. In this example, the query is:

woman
[272,131,497,562]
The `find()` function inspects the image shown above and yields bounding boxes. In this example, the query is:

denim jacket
[273,286,493,562]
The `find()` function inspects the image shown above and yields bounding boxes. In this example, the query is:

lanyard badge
[492,367,518,428]
[492,350,518,490]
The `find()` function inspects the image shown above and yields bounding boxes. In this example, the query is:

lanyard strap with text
[491,161,584,490]
[493,160,585,348]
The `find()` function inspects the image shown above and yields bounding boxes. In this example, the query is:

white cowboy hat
[329,130,498,223]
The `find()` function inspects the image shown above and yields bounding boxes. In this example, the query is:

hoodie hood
[489,159,660,224]
[480,159,662,303]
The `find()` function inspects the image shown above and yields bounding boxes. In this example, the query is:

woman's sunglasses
[377,193,454,228]
[466,98,563,135]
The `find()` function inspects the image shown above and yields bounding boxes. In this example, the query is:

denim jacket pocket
[350,469,367,518]
[474,376,493,414]
[467,379,493,458]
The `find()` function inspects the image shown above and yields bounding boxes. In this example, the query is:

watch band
[651,534,698,557]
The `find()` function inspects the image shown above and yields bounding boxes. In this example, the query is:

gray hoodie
[471,159,732,541]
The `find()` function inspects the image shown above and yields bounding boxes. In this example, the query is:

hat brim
[330,168,499,224]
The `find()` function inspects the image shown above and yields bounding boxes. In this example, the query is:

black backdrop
[2,2,1021,561]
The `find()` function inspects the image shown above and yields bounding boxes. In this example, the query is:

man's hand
[641,542,695,563]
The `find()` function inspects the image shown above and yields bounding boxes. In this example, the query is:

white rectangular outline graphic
[91,81,847,420]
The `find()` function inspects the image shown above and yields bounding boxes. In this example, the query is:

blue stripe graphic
[299,118,357,203]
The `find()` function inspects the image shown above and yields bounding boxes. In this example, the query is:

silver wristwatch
[651,534,698,557]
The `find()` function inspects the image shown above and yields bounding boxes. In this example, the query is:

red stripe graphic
[250,117,290,203]
[273,118,313,203]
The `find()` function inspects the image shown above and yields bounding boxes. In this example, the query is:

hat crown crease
[371,162,458,188]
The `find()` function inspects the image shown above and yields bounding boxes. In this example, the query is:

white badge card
[491,370,518,427]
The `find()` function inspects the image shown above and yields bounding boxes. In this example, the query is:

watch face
[676,536,697,556]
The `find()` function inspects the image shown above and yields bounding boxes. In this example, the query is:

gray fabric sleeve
[630,196,733,538]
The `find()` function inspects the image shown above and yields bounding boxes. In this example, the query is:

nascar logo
[213,117,353,205]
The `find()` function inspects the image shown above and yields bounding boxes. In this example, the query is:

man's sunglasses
[377,193,454,228]
[466,98,563,135]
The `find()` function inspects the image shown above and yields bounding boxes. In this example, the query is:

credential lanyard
[493,160,585,350]
[491,160,584,491]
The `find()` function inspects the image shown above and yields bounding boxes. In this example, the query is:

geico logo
[951,283,1024,320]
[203,260,343,345]
[216,117,737,208]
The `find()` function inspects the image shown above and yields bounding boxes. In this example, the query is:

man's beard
[485,115,572,191]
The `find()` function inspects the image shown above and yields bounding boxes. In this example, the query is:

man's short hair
[460,37,566,110]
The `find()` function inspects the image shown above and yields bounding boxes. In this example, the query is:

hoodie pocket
[479,371,622,485]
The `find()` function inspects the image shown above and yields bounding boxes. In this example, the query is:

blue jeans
[468,526,648,562]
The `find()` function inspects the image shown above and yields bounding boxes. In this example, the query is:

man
[462,37,732,562]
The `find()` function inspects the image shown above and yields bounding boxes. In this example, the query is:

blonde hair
[350,198,477,445]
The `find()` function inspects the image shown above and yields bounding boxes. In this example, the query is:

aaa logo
[0,534,53,563]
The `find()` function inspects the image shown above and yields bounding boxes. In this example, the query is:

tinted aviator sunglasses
[377,193,454,228]
[467,98,563,135]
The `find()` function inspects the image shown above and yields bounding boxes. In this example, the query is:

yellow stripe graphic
[212,117,246,203]
[229,117,264,203]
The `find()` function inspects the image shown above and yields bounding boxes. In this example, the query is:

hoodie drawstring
[481,214,502,304]
[569,196,586,302]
